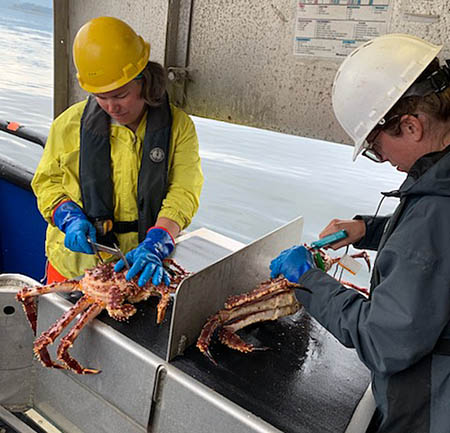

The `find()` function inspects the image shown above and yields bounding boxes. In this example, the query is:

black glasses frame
[362,113,418,163]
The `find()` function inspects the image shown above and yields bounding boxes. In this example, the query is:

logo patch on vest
[149,147,165,163]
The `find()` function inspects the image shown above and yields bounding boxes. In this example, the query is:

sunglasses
[362,114,418,163]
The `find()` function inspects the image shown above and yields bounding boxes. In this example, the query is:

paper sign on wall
[294,1,392,58]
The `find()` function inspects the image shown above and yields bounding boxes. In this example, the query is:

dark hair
[384,58,450,135]
[140,61,168,107]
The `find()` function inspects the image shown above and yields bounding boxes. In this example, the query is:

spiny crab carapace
[16,259,190,374]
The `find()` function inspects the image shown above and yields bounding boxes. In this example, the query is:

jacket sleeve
[353,215,390,251]
[158,109,204,230]
[297,197,450,376]
[31,118,72,224]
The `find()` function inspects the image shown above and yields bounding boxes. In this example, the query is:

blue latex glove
[53,201,96,254]
[114,227,175,287]
[270,245,316,283]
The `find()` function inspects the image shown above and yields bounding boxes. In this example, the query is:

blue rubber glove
[114,227,175,287]
[270,245,316,283]
[53,201,96,254]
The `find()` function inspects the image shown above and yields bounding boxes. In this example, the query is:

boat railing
[0,119,47,148]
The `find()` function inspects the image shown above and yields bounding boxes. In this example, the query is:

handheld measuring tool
[310,229,348,249]
[310,229,348,271]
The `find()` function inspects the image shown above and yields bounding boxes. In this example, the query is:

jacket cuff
[157,208,190,231]
[296,268,343,310]
[353,214,388,251]
[51,199,73,225]
[147,226,176,245]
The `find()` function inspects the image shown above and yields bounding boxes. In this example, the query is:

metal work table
[0,224,372,433]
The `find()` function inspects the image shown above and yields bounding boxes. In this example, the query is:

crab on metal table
[16,259,190,374]
[196,247,371,364]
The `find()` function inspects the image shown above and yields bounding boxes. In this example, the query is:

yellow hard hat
[73,16,150,93]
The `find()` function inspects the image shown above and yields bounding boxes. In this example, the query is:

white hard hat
[332,34,442,161]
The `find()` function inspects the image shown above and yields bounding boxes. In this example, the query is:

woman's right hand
[319,219,366,250]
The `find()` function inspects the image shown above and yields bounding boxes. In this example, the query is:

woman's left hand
[270,245,316,283]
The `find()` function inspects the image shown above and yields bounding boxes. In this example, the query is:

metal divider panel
[167,216,304,361]
[172,235,235,273]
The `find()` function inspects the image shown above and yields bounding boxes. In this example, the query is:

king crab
[196,247,371,363]
[16,259,190,374]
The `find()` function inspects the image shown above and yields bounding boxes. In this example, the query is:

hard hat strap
[403,61,450,98]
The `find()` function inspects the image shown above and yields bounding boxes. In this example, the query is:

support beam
[52,0,70,119]
[165,0,194,107]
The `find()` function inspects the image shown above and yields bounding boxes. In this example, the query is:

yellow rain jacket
[32,99,204,278]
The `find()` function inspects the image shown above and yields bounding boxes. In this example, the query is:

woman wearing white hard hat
[270,33,450,432]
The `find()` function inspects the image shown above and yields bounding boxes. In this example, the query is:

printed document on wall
[294,1,392,58]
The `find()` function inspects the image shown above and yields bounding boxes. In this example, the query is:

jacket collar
[381,145,450,199]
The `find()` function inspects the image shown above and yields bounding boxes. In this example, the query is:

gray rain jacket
[297,147,450,433]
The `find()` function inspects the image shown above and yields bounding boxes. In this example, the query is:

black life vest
[79,94,172,245]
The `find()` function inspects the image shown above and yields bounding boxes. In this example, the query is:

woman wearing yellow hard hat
[32,16,204,286]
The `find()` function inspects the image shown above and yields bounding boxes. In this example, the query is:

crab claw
[196,313,223,362]
[203,348,218,366]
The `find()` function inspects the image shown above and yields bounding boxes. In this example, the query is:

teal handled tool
[310,230,348,271]
[310,229,348,249]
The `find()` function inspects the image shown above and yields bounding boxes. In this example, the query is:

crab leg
[164,259,191,285]
[225,277,298,309]
[224,302,300,334]
[218,329,269,355]
[156,288,171,324]
[197,308,237,364]
[326,251,371,272]
[219,297,300,354]
[57,302,104,374]
[34,295,91,370]
[105,286,138,321]
[341,280,370,297]
[16,280,81,334]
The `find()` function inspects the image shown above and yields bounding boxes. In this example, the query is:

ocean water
[0,0,53,168]
[0,2,406,287]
